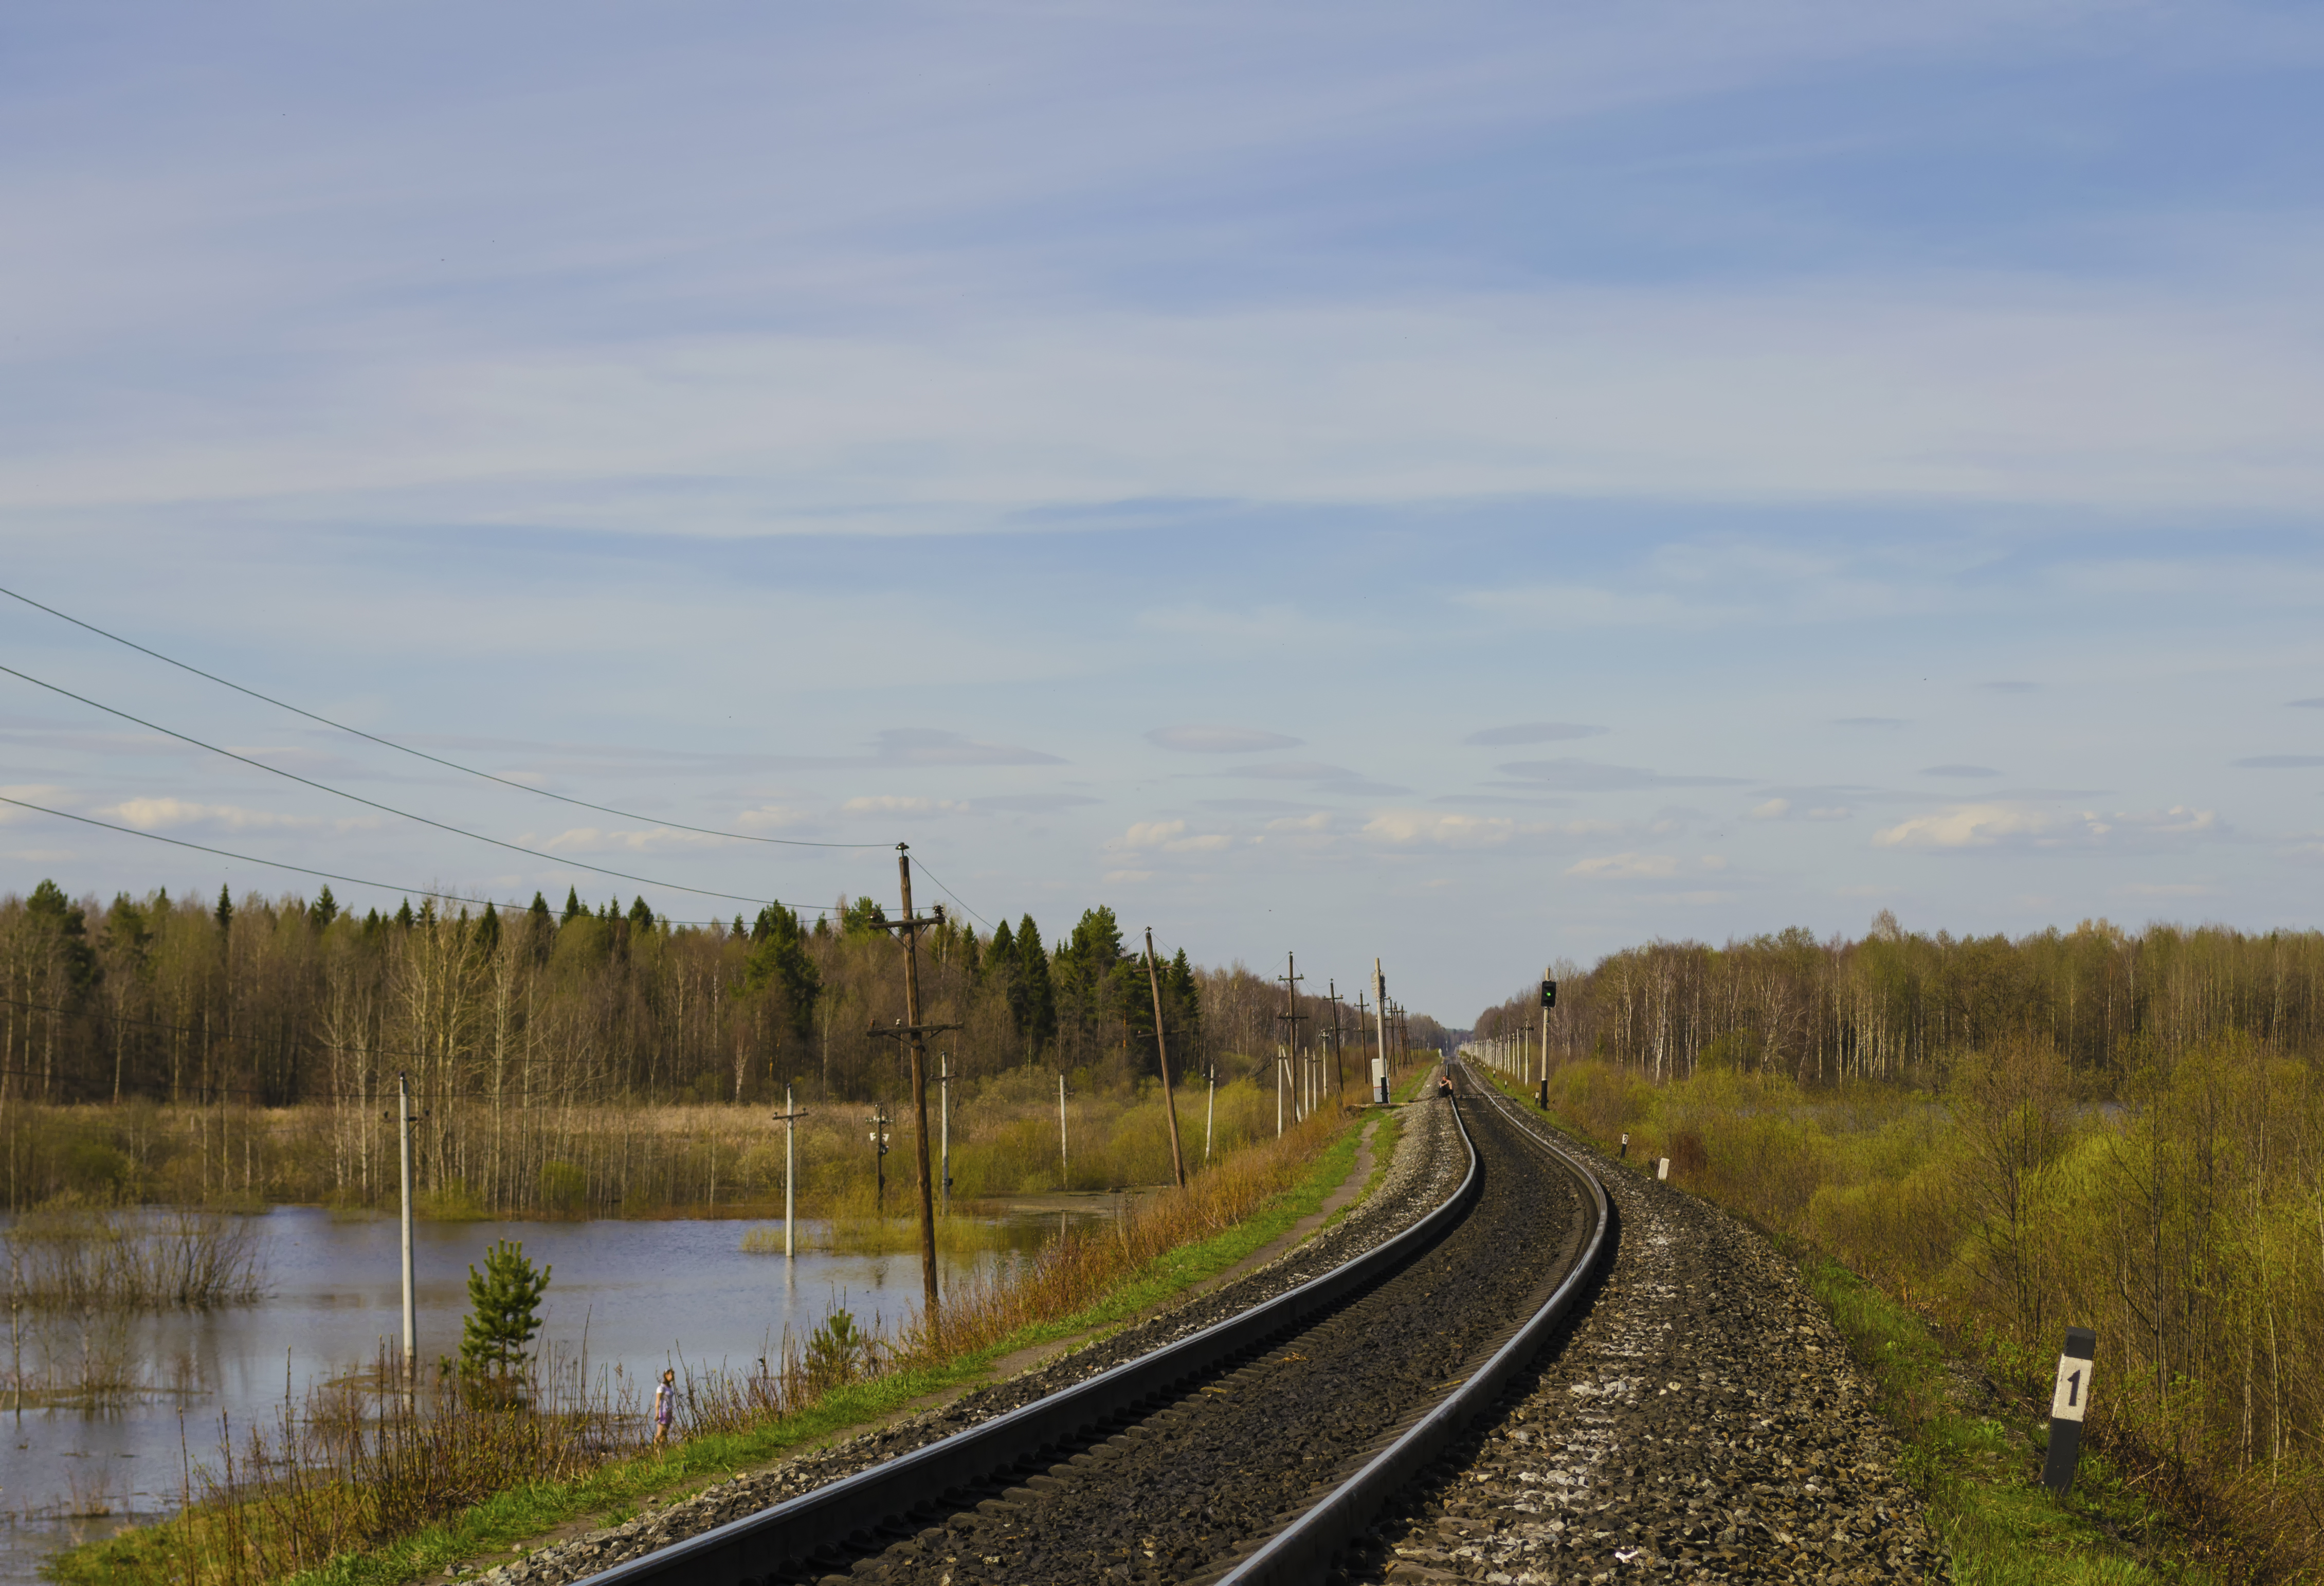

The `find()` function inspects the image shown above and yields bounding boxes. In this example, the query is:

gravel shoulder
[479,1100,1467,1586]
[1342,1075,1947,1585]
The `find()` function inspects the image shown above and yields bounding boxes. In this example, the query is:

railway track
[574,1073,1610,1586]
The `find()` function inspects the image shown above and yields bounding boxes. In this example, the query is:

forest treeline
[0,879,1439,1212]
[1472,909,2324,1091]
[1474,914,2324,1577]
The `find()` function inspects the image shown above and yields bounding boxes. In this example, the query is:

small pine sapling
[459,1238,551,1384]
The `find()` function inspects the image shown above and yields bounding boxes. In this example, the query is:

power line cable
[0,583,889,849]
[0,794,829,920]
[0,662,807,908]
[906,854,993,931]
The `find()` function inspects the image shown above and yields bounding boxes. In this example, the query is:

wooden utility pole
[1328,979,1344,1106]
[869,845,960,1332]
[1275,952,1308,1115]
[1143,929,1188,1187]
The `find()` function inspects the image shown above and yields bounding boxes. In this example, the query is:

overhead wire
[0,662,808,908]
[0,583,888,849]
[0,794,826,921]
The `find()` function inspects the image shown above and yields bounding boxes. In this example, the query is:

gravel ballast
[1337,1072,1946,1585]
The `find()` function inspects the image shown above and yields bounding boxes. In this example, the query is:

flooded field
[0,1200,1115,1584]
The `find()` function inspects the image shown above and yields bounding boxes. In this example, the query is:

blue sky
[3,1,2321,1022]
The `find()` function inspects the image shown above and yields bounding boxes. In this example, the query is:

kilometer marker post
[2043,1326,2098,1496]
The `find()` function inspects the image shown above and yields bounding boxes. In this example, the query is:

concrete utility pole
[1371,960,1390,1103]
[939,1054,952,1215]
[868,846,958,1330]
[396,1070,416,1381]
[1143,929,1188,1187]
[773,1084,808,1258]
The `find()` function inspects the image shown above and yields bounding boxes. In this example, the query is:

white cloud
[1872,804,2050,849]
[1361,810,1516,847]
[1873,803,2218,851]
[1805,806,1853,821]
[1266,812,1334,833]
[1700,855,1729,871]
[1565,852,1680,879]
[841,795,967,815]
[1108,819,1229,854]
[106,797,317,833]
[1747,798,1790,821]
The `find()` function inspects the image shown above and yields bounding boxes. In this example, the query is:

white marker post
[1656,1157,1670,1181]
[1619,1131,1629,1160]
[2043,1327,2098,1495]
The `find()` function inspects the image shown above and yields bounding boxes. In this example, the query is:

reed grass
[4,1199,264,1309]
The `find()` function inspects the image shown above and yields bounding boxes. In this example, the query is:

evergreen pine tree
[626,895,655,933]
[458,1239,551,1382]
[475,901,501,956]
[394,898,415,930]
[561,888,586,926]
[214,884,234,934]
[1015,914,1056,1054]
[311,885,339,930]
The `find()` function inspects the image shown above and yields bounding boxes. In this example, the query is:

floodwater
[0,1201,1114,1585]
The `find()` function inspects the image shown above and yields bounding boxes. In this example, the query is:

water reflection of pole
[397,1070,416,1383]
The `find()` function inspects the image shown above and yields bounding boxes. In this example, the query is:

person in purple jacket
[653,1367,676,1447]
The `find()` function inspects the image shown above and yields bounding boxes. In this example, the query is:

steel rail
[572,1098,1486,1586]
[1213,1058,1613,1585]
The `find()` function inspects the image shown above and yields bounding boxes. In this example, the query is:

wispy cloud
[1463,722,1607,746]
[1565,852,1679,879]
[1921,764,2001,778]
[869,729,1062,767]
[1873,803,2217,851]
[1146,725,1303,754]
[1108,820,1230,854]
[840,795,968,815]
[1498,758,1749,791]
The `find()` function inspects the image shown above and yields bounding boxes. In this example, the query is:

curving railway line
[564,1066,1612,1586]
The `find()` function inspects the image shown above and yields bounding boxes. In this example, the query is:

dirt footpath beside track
[1343,1088,1947,1585]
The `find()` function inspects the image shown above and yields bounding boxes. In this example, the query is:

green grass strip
[1804,1259,2208,1586]
[57,1111,1391,1586]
